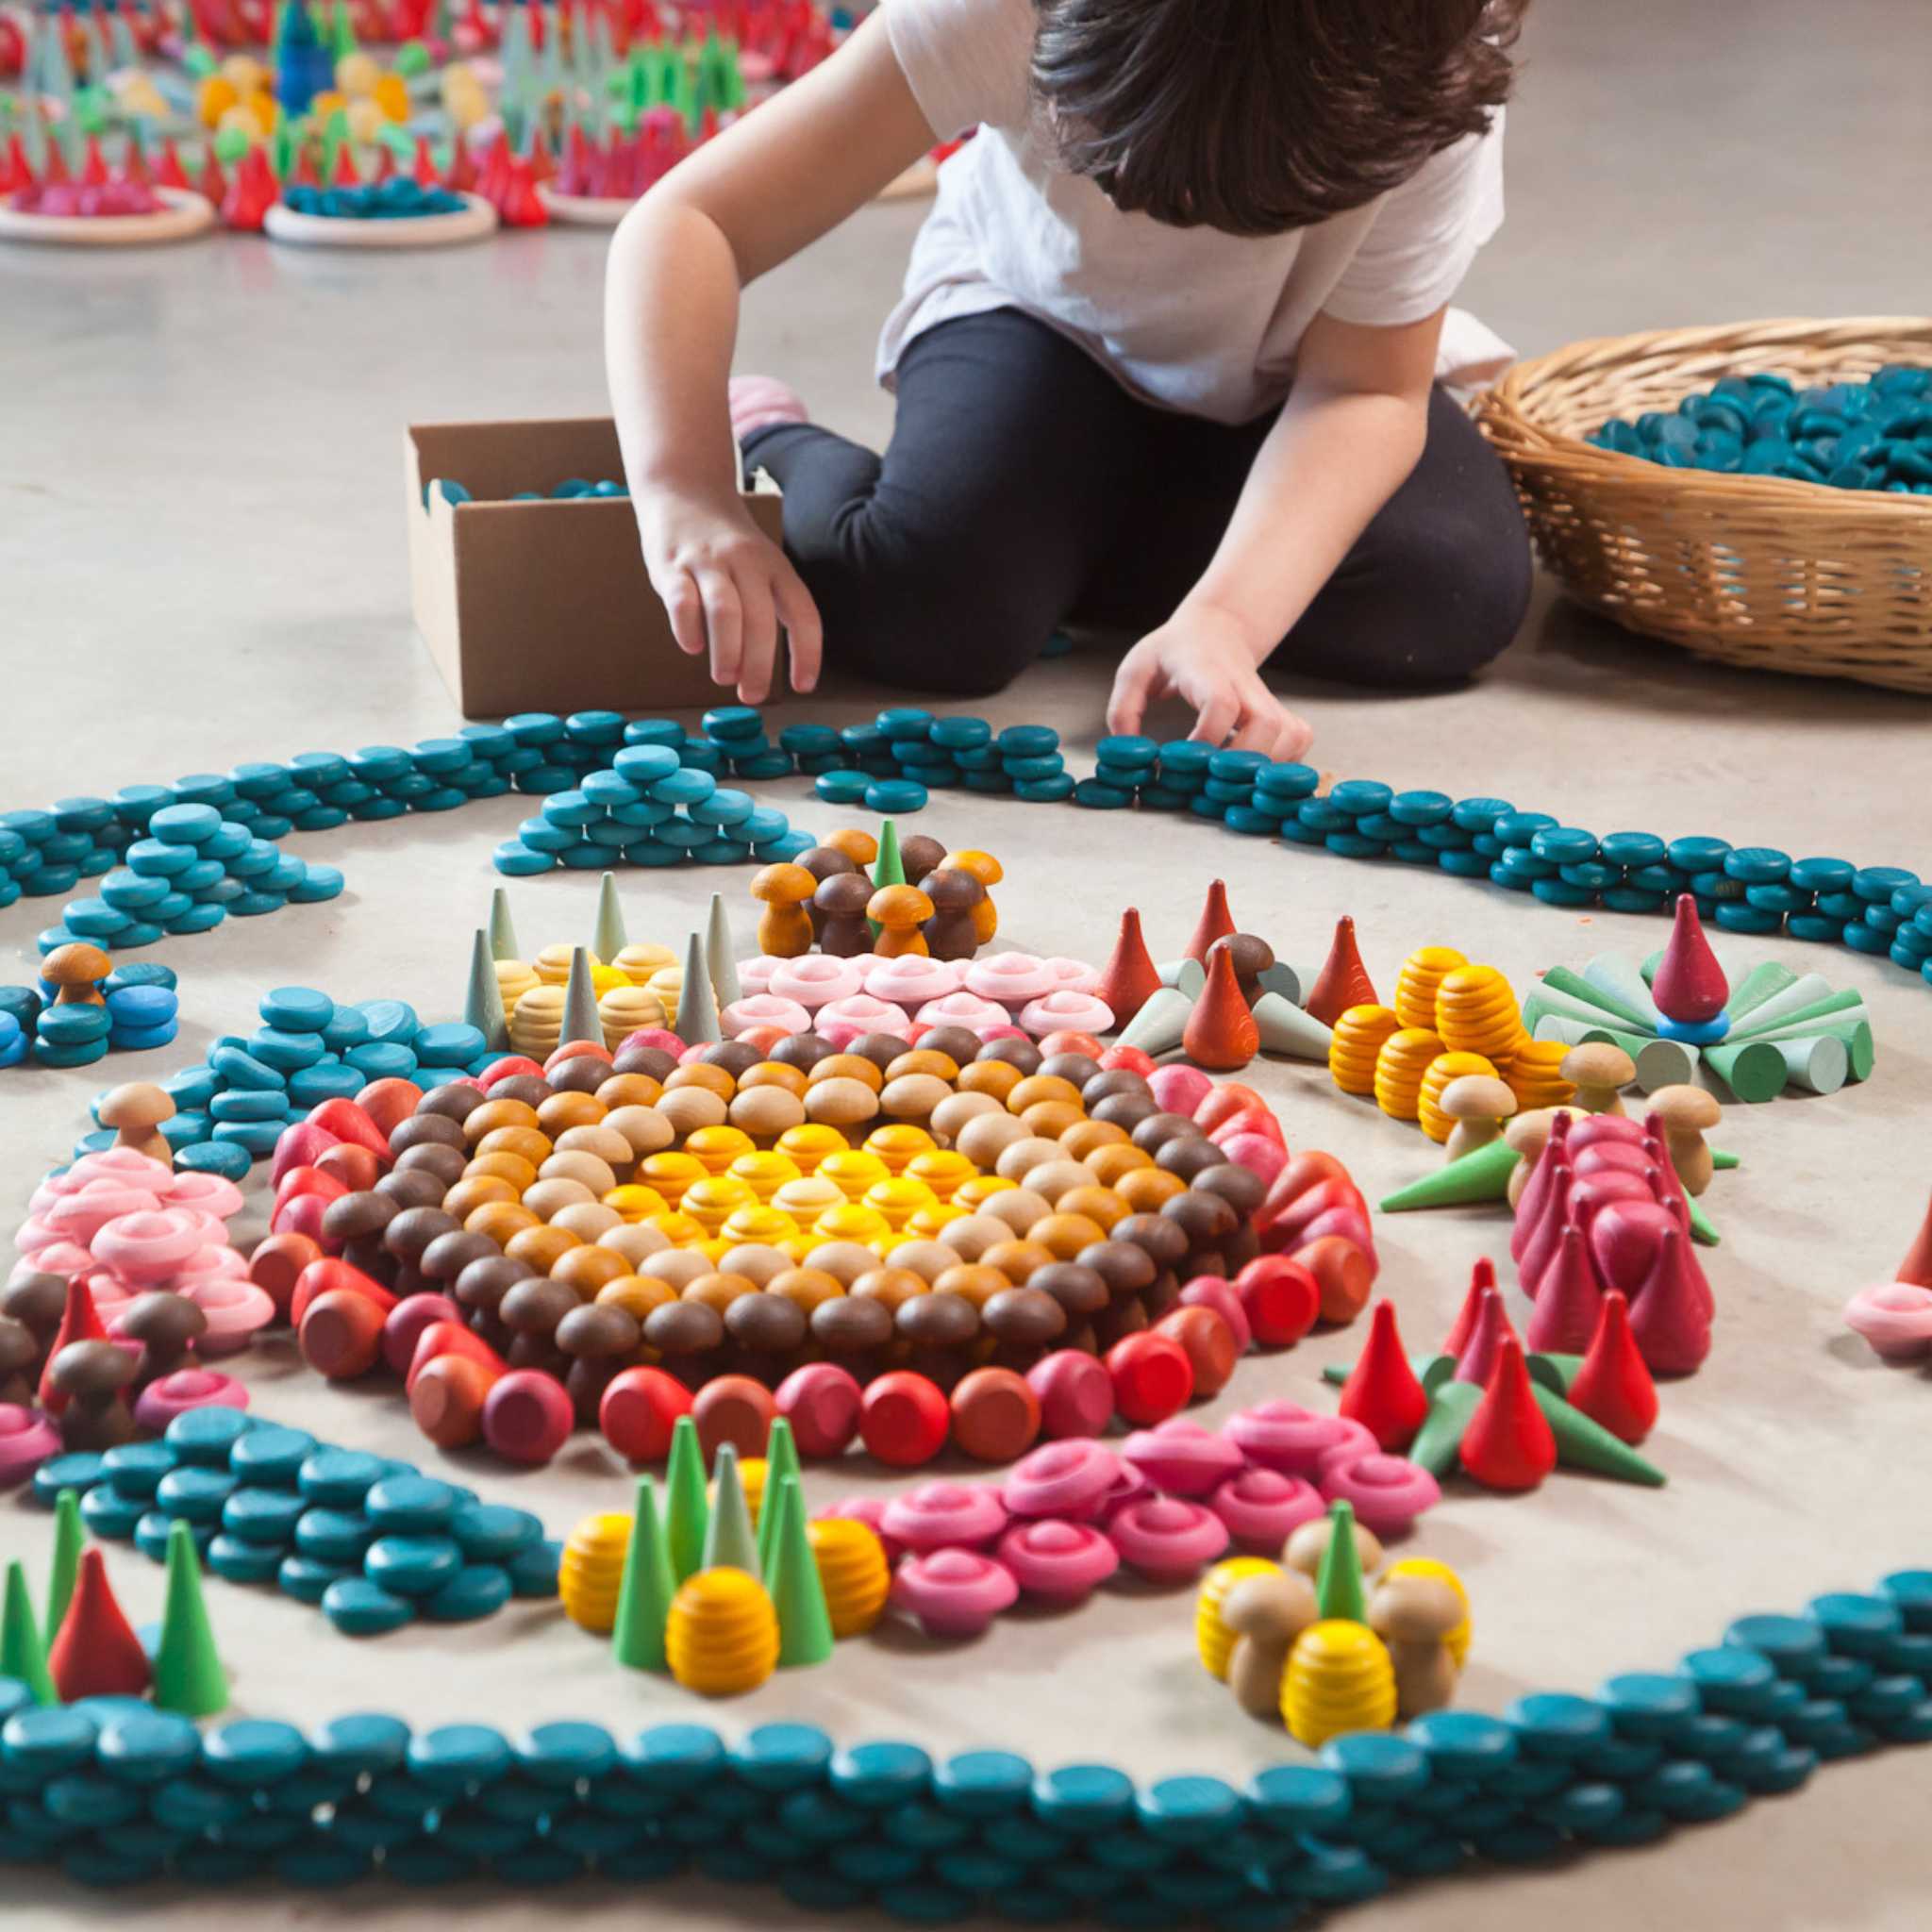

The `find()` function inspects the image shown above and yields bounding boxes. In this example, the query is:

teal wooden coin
[406,1724,512,1792]
[864,779,927,813]
[322,1578,417,1637]
[363,1535,462,1598]
[79,1486,145,1539]
[503,1538,561,1596]
[208,1533,285,1584]
[424,1564,512,1621]
[100,1441,175,1498]
[153,1465,237,1522]
[163,1406,254,1464]
[201,1719,308,1787]
[730,1722,834,1791]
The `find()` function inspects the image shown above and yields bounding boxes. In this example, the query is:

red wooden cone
[49,1549,152,1701]
[38,1276,108,1413]
[1896,1190,1932,1289]
[1337,1299,1428,1450]
[412,134,441,189]
[524,125,556,182]
[445,129,476,192]
[1183,880,1237,965]
[155,138,190,192]
[81,134,110,187]
[329,141,360,189]
[1181,944,1259,1072]
[1095,908,1162,1031]
[1514,1162,1574,1300]
[1304,916,1376,1028]
[1565,1291,1657,1444]
[1651,894,1727,1024]
[1508,1113,1572,1262]
[1524,1224,1604,1356]
[199,142,226,206]
[291,145,322,190]
[1459,1338,1557,1491]
[1626,1224,1712,1376]
[4,135,34,193]
[1452,1287,1515,1386]
[371,143,396,183]
[1441,1257,1496,1357]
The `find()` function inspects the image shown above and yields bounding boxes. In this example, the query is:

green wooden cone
[663,1415,709,1584]
[1685,1192,1720,1247]
[488,886,521,961]
[765,1474,834,1668]
[1724,960,1799,1023]
[1703,1039,1789,1104]
[1407,1381,1482,1477]
[1523,1004,1665,1069]
[1531,1386,1666,1487]
[701,1445,760,1574]
[1314,1501,1367,1624]
[1723,976,1840,1039]
[1323,1353,1445,1390]
[2,1561,57,1706]
[1117,985,1193,1057]
[1745,1011,1874,1080]
[44,1488,83,1655]
[1711,1146,1741,1172]
[1539,1351,1584,1391]
[706,892,741,1008]
[1631,1037,1699,1093]
[1252,991,1335,1062]
[758,1418,802,1574]
[593,872,627,965]
[1527,976,1651,1033]
[561,944,603,1048]
[677,928,722,1045]
[612,1477,676,1671]
[1379,1139,1521,1212]
[872,820,906,891]
[1770,1032,1849,1095]
[1545,962,1652,1028]
[464,927,508,1052]
[152,1522,227,1717]
[1157,958,1208,997]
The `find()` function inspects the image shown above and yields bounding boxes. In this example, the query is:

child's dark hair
[1032,0,1527,237]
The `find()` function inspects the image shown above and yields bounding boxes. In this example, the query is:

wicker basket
[1474,317,1932,693]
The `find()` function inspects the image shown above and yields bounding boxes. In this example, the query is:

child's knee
[1370,503,1532,685]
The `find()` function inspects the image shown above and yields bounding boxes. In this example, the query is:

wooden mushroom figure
[0,1315,38,1406]
[49,1339,140,1451]
[868,885,935,959]
[920,870,985,961]
[749,862,818,959]
[1647,1085,1723,1196]
[1368,1573,1467,1718]
[0,1270,68,1354]
[1284,1511,1384,1584]
[1208,933,1276,1008]
[899,834,949,882]
[1221,1570,1320,1718]
[1502,1107,1574,1210]
[96,1081,177,1165]
[942,849,1003,946]
[1438,1074,1519,1163]
[813,872,875,958]
[115,1291,208,1384]
[794,845,858,941]
[1559,1041,1637,1115]
[42,941,112,1007]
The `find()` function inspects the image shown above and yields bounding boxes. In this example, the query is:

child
[607,0,1533,758]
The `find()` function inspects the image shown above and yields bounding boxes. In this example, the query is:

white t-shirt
[877,0,1509,424]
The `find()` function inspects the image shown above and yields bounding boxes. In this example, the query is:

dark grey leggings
[743,307,1532,697]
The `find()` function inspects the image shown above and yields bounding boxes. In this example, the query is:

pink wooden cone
[1453,1288,1516,1387]
[1509,1114,1572,1264]
[1515,1162,1574,1299]
[1626,1224,1712,1375]
[1524,1224,1605,1356]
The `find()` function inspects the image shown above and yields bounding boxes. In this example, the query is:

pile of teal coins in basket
[1590,365,1932,491]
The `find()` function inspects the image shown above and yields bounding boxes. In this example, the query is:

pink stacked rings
[0,1406,62,1484]
[816,994,913,1047]
[1843,1282,1932,1362]
[995,1520,1120,1602]
[912,991,1017,1039]
[1042,958,1102,995]
[1120,1420,1246,1497]
[132,1369,249,1434]
[1002,1440,1121,1521]
[890,1548,1018,1637]
[964,954,1058,1005]
[1317,1452,1442,1539]
[1107,1497,1230,1583]
[91,1209,205,1284]
[880,1480,1009,1554]
[1224,1403,1377,1478]
[864,956,963,1008]
[767,956,866,1008]
[1018,991,1114,1039]
[721,993,811,1039]
[1208,1469,1328,1548]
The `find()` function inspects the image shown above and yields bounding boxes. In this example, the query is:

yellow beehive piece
[646,966,682,1027]
[559,1512,633,1634]
[808,1518,891,1638]
[1371,1027,1445,1122]
[686,1125,758,1176]
[863,1176,940,1232]
[1328,1005,1401,1097]
[863,1124,939,1174]
[954,1174,1017,1209]
[1503,1038,1576,1113]
[772,1175,845,1223]
[1393,946,1469,1032]
[640,1150,708,1208]
[720,1204,801,1249]
[1416,1053,1498,1143]
[1281,1620,1398,1748]
[681,1174,758,1234]
[813,1203,893,1247]
[819,1150,892,1203]
[665,1568,781,1696]
[907,1202,970,1239]
[1434,965,1524,1066]
[508,984,565,1058]
[774,1124,848,1174]
[1195,1557,1284,1681]
[497,958,541,1014]
[533,943,584,986]
[906,1149,976,1200]
[1382,1557,1472,1668]
[613,941,678,984]
[729,1151,803,1201]
[599,984,665,1050]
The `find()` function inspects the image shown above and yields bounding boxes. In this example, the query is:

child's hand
[637,490,823,705]
[1107,606,1314,759]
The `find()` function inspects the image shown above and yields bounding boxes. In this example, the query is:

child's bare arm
[1108,306,1446,757]
[606,18,936,702]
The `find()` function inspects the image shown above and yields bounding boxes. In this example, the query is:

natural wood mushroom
[749,862,819,959]
[1284,1511,1384,1584]
[942,849,1004,946]
[813,872,875,958]
[0,1269,69,1349]
[1646,1085,1723,1196]
[868,885,936,959]
[1368,1573,1466,1718]
[920,870,984,961]
[0,1314,37,1406]
[1559,1041,1637,1115]
[1501,1106,1575,1210]
[1221,1570,1320,1718]
[42,942,112,1007]
[96,1081,177,1164]
[1438,1074,1519,1163]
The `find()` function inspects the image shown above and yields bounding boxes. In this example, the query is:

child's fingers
[1188,690,1241,748]
[774,563,824,695]
[657,571,707,658]
[695,569,744,691]
[733,570,780,705]
[1107,654,1159,737]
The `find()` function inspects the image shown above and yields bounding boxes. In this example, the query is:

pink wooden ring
[818,1492,904,1564]
[132,1369,249,1434]
[1844,1281,1932,1362]
[1041,958,1101,995]
[0,1405,63,1485]
[91,1208,205,1284]
[768,955,866,1009]
[963,952,1058,1007]
[1107,1496,1230,1584]
[735,957,782,995]
[1318,1451,1441,1539]
[1018,991,1114,1039]
[47,1184,163,1245]
[1224,1402,1376,1477]
[182,1275,276,1339]
[890,1548,1019,1637]
[864,956,963,1008]
[1002,1440,1122,1520]
[163,1172,246,1220]
[913,991,1014,1038]
[67,1149,174,1191]
[879,1479,1009,1554]
[816,994,912,1049]
[722,993,811,1040]
[1120,1420,1246,1497]
[1209,1469,1328,1548]
[995,1519,1120,1602]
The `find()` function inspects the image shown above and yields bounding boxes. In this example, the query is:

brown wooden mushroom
[1559,1041,1637,1115]
[96,1082,177,1164]
[1438,1074,1520,1163]
[0,1314,38,1406]
[1208,933,1276,1008]
[749,862,818,959]
[1369,1574,1466,1718]
[1222,1571,1320,1718]
[813,872,875,958]
[0,1269,68,1350]
[48,1339,139,1450]
[794,845,858,941]
[920,870,985,961]
[115,1291,208,1382]
[42,942,112,1007]
[1646,1085,1723,1195]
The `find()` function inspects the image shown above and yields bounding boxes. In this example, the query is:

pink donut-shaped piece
[1108,1496,1230,1584]
[1224,1403,1376,1478]
[1843,1281,1932,1362]
[175,1244,251,1284]
[879,1479,1009,1554]
[1041,958,1101,996]
[913,991,1016,1039]
[27,1181,68,1216]
[722,993,811,1040]
[1120,1420,1246,1497]
[29,1241,94,1279]
[1002,1440,1123,1521]
[816,995,912,1050]
[1018,991,1114,1040]
[864,956,963,1008]
[1094,1460,1156,1524]
[163,1172,246,1221]
[817,1492,904,1564]
[0,1405,63,1485]
[1149,1065,1215,1118]
[995,1519,1121,1602]
[91,1209,206,1285]
[768,955,866,1010]
[12,1218,61,1259]
[1318,1451,1441,1539]
[890,1548,1019,1637]
[132,1369,250,1434]
[181,1275,275,1341]
[67,1149,174,1191]
[735,956,782,996]
[963,952,1058,1007]
[1209,1469,1328,1548]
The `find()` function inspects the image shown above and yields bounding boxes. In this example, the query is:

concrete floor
[5,0,1932,1924]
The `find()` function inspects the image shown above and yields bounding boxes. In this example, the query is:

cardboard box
[405,416,783,718]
